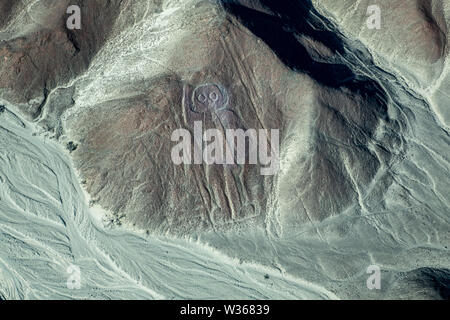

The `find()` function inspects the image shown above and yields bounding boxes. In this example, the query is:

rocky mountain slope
[0,0,448,299]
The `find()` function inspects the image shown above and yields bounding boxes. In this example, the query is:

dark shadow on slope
[392,267,450,300]
[220,0,389,114]
[420,268,450,300]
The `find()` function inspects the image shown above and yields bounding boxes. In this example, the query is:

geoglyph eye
[198,93,207,103]
[209,92,218,102]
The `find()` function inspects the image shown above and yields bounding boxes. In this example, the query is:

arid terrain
[0,0,449,299]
